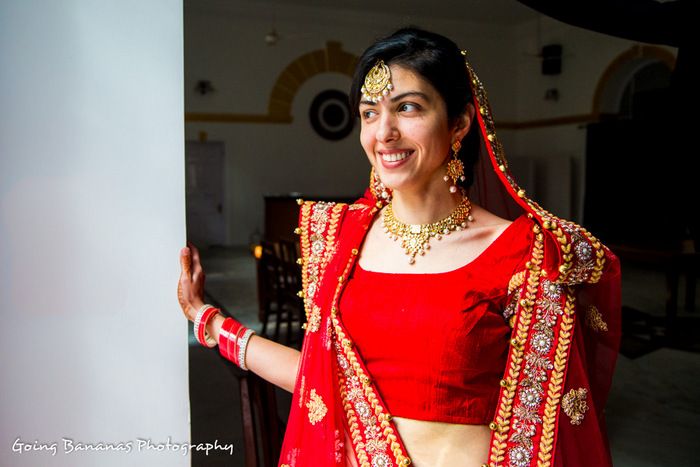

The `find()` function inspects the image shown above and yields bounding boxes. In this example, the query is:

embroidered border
[298,201,343,322]
[466,60,607,287]
[537,288,575,466]
[328,220,411,467]
[488,224,544,466]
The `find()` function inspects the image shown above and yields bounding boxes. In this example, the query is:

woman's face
[359,64,468,195]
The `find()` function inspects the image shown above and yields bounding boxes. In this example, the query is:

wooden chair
[256,240,303,345]
[226,363,283,467]
[205,292,285,467]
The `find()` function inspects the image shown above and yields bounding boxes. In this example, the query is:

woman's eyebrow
[390,91,429,103]
[359,91,430,107]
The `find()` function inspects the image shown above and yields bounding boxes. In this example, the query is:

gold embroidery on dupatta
[562,387,589,425]
[299,376,306,408]
[585,305,608,332]
[488,225,544,466]
[537,289,575,466]
[328,211,411,467]
[504,270,527,326]
[466,58,607,288]
[306,389,328,425]
[299,201,344,323]
[508,271,526,294]
[307,304,322,332]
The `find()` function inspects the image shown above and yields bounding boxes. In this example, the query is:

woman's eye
[399,103,419,112]
[362,109,377,119]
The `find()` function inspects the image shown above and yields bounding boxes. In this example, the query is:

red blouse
[339,214,533,424]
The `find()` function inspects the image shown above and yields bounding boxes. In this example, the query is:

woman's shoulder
[468,206,534,243]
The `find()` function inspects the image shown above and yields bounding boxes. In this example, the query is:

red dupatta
[278,55,621,467]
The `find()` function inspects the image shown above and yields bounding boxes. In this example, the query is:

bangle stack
[193,304,219,348]
[218,317,255,371]
[192,303,255,370]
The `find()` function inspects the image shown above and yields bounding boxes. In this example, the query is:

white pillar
[0,1,190,466]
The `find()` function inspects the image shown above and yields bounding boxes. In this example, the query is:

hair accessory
[370,167,392,205]
[444,140,466,193]
[193,304,219,348]
[382,196,474,264]
[361,60,393,103]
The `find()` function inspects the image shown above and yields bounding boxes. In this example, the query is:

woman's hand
[178,243,206,321]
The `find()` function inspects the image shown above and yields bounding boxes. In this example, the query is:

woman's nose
[376,113,399,143]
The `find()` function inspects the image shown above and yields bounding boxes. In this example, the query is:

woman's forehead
[358,63,439,107]
[387,64,433,93]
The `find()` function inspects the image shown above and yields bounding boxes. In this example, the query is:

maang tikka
[444,140,466,193]
[361,60,394,103]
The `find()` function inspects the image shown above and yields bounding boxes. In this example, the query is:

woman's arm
[206,314,300,393]
[179,244,301,393]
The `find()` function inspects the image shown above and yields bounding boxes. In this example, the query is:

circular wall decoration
[309,89,354,141]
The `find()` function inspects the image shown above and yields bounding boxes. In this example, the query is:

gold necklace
[382,196,474,264]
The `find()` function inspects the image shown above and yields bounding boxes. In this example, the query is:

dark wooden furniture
[610,244,698,351]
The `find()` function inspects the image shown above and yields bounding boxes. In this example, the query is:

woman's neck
[390,185,463,225]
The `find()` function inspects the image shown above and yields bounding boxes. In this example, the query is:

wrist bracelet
[218,317,244,362]
[237,328,255,371]
[232,325,247,366]
[217,316,253,370]
[193,305,219,348]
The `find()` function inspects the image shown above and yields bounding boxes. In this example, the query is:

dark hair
[350,27,480,188]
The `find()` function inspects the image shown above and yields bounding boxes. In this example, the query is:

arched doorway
[584,46,678,248]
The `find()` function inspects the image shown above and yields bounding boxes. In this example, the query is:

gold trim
[488,225,544,465]
[307,304,322,332]
[508,270,526,295]
[331,206,411,467]
[537,289,576,466]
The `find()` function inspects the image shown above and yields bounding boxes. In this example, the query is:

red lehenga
[278,58,621,467]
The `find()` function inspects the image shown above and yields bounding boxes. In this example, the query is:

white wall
[0,2,189,466]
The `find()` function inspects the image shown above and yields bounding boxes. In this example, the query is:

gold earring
[370,167,392,205]
[444,141,466,193]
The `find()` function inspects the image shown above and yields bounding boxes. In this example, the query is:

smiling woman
[178,27,621,467]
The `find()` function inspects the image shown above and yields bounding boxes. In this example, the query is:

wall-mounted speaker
[541,44,562,75]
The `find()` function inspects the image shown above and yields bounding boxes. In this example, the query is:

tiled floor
[190,247,700,467]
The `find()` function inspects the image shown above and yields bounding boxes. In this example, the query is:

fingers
[180,247,192,276]
[179,243,205,321]
[189,243,205,284]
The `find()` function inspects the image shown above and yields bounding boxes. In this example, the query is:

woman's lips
[379,150,414,168]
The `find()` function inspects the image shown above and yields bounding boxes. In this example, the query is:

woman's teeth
[381,151,411,162]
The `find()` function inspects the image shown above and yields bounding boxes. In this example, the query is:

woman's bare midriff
[344,417,491,467]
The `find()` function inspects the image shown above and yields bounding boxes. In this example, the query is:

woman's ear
[452,103,476,142]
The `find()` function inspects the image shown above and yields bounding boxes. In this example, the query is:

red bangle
[193,305,219,348]
[218,317,244,361]
[197,307,219,347]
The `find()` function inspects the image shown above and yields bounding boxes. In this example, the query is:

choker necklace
[382,196,474,264]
